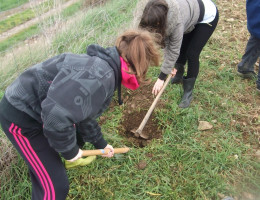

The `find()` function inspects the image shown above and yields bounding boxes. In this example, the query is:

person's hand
[171,68,177,76]
[102,144,114,158]
[65,156,96,169]
[152,79,164,96]
[66,149,83,162]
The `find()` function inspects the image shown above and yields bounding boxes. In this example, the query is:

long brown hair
[139,0,168,47]
[116,29,161,84]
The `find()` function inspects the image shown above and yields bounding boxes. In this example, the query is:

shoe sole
[237,71,257,79]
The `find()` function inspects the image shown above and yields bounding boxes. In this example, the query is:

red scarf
[120,57,140,90]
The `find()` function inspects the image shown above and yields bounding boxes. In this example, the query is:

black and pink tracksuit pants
[0,96,69,200]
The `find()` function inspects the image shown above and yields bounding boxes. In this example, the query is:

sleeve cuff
[158,72,168,80]
[93,136,108,149]
[61,145,79,160]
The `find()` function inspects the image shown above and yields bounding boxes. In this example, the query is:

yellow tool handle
[82,147,130,156]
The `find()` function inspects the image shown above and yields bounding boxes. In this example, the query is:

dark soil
[106,83,165,148]
[119,109,162,148]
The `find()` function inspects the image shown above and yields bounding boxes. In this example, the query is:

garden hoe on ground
[131,75,172,139]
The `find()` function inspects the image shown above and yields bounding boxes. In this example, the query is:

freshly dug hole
[119,109,163,147]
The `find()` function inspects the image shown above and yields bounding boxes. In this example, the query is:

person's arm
[75,95,115,158]
[152,22,184,95]
[41,68,108,160]
[161,24,183,77]
[76,118,107,149]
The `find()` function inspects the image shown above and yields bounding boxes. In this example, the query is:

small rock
[198,121,213,131]
[137,160,147,170]
[226,18,235,22]
[131,103,136,108]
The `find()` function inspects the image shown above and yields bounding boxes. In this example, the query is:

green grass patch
[61,2,82,18]
[0,155,31,199]
[0,1,84,52]
[0,25,39,52]
[0,0,28,11]
[0,9,35,34]
[52,0,138,54]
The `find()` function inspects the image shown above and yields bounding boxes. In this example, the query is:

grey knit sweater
[134,0,201,75]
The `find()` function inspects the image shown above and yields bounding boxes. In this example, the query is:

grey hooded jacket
[134,0,201,75]
[4,45,121,159]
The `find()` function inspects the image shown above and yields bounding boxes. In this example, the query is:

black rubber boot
[171,64,184,84]
[178,77,196,108]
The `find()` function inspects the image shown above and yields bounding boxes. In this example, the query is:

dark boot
[171,64,184,84]
[178,77,196,108]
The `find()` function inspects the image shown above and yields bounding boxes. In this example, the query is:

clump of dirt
[137,160,147,170]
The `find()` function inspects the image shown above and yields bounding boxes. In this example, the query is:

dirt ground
[99,83,165,147]
[119,84,165,147]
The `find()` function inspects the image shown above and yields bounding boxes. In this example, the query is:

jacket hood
[86,44,123,104]
[86,44,121,68]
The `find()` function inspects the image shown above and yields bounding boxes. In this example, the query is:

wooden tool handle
[136,75,172,133]
[82,147,130,156]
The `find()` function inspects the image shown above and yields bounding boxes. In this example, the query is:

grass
[0,0,260,199]
[0,0,28,11]
[0,156,31,199]
[0,9,35,34]
[61,1,82,18]
[52,0,136,54]
[0,1,85,52]
[0,25,39,52]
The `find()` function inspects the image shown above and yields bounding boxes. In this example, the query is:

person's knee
[186,49,199,62]
[54,178,70,199]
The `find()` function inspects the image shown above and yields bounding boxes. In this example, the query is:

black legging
[0,97,69,200]
[176,9,219,78]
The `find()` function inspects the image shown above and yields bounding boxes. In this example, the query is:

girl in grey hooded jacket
[0,29,160,200]
[137,0,219,108]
